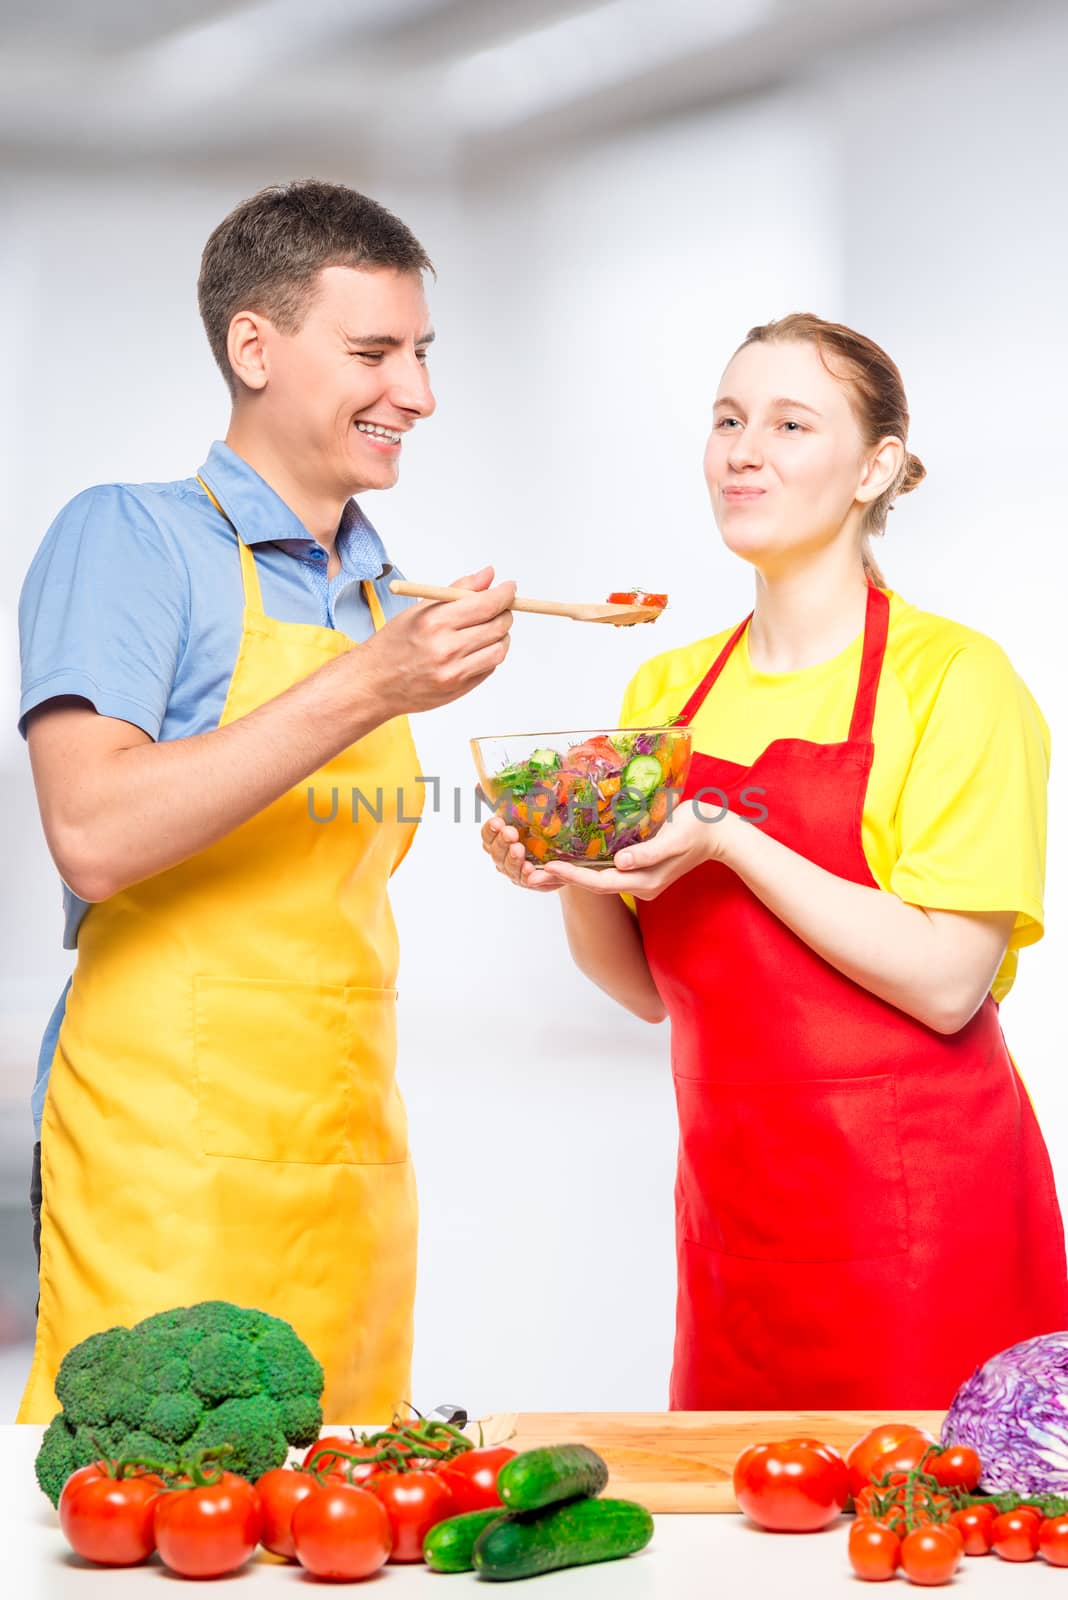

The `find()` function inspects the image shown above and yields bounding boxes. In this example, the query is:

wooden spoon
[388,580,662,626]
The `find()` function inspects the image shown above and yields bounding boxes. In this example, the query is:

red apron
[637,584,1068,1409]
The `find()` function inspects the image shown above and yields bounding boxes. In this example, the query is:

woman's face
[703,339,876,575]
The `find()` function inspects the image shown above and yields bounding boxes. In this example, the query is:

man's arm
[29,570,514,903]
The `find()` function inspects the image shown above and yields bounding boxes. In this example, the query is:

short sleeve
[18,485,189,740]
[890,643,1049,949]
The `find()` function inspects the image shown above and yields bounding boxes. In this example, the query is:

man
[16,180,514,1422]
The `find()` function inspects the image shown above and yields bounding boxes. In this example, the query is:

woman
[482,313,1068,1410]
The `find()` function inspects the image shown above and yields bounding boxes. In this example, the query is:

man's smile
[354,419,403,451]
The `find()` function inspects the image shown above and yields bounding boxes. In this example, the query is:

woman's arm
[542,806,1015,1036]
[557,889,667,1023]
[716,812,1015,1033]
[481,816,667,1023]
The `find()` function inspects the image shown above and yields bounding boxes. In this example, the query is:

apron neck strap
[848,582,890,743]
[677,581,890,743]
[677,614,750,726]
[197,475,265,618]
[362,578,387,633]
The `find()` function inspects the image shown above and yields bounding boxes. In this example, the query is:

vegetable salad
[485,727,691,866]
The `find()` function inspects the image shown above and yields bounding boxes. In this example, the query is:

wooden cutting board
[476,1411,946,1513]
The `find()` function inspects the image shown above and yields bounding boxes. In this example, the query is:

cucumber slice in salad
[620,754,663,797]
[529,747,561,772]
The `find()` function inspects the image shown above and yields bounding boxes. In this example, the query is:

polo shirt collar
[195,440,393,575]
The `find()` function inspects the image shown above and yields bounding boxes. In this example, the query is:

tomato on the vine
[291,1482,392,1580]
[991,1509,1040,1561]
[846,1425,935,1499]
[949,1503,995,1554]
[899,1524,961,1585]
[369,1468,455,1561]
[439,1446,517,1512]
[732,1438,848,1532]
[303,1436,381,1482]
[925,1445,981,1492]
[153,1470,261,1579]
[256,1467,318,1560]
[848,1516,902,1581]
[58,1462,164,1567]
[1039,1515,1068,1566]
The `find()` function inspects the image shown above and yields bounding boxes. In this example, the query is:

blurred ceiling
[0,0,1015,177]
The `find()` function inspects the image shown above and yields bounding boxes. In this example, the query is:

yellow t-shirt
[619,590,1049,1003]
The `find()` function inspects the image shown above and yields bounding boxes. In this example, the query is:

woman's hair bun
[900,451,926,494]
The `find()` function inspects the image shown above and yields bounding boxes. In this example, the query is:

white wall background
[1,0,1066,1417]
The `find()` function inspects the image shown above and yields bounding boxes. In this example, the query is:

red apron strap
[677,584,891,743]
[848,584,890,744]
[677,614,752,726]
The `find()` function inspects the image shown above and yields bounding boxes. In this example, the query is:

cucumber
[423,1508,507,1573]
[621,753,663,797]
[528,748,561,772]
[496,1444,608,1512]
[473,1497,654,1581]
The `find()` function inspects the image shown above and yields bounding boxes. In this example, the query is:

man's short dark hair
[198,179,434,395]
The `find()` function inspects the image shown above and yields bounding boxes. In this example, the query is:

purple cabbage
[609,822,647,853]
[942,1332,1068,1494]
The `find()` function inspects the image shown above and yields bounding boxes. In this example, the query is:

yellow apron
[18,479,422,1424]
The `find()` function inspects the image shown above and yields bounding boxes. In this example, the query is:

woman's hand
[541,802,738,899]
[481,815,563,892]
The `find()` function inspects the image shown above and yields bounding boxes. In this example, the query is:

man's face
[253,264,436,496]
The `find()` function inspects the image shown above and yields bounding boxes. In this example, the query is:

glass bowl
[471,726,693,868]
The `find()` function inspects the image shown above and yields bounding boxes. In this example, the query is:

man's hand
[361,565,515,715]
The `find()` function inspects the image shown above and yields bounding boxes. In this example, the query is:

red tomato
[949,1504,995,1554]
[438,1446,517,1512]
[562,738,623,776]
[991,1509,1040,1561]
[732,1438,849,1532]
[369,1469,455,1561]
[925,1445,981,1492]
[154,1471,261,1579]
[1039,1515,1068,1566]
[58,1462,163,1567]
[303,1435,378,1480]
[868,1436,937,1483]
[607,591,668,609]
[846,1424,936,1498]
[291,1481,392,1580]
[941,1520,965,1555]
[848,1516,902,1580]
[256,1468,318,1560]
[899,1524,961,1585]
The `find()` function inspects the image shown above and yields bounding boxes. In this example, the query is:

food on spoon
[473,726,692,868]
[606,589,668,610]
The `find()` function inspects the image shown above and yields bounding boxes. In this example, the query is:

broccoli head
[34,1300,324,1505]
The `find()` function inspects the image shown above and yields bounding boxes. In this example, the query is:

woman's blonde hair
[737,313,926,586]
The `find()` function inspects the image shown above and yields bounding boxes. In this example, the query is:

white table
[4,1426,1062,1597]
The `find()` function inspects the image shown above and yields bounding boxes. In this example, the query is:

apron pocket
[193,975,407,1165]
[674,1073,910,1262]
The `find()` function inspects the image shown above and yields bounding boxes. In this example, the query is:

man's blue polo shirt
[18,441,415,1136]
